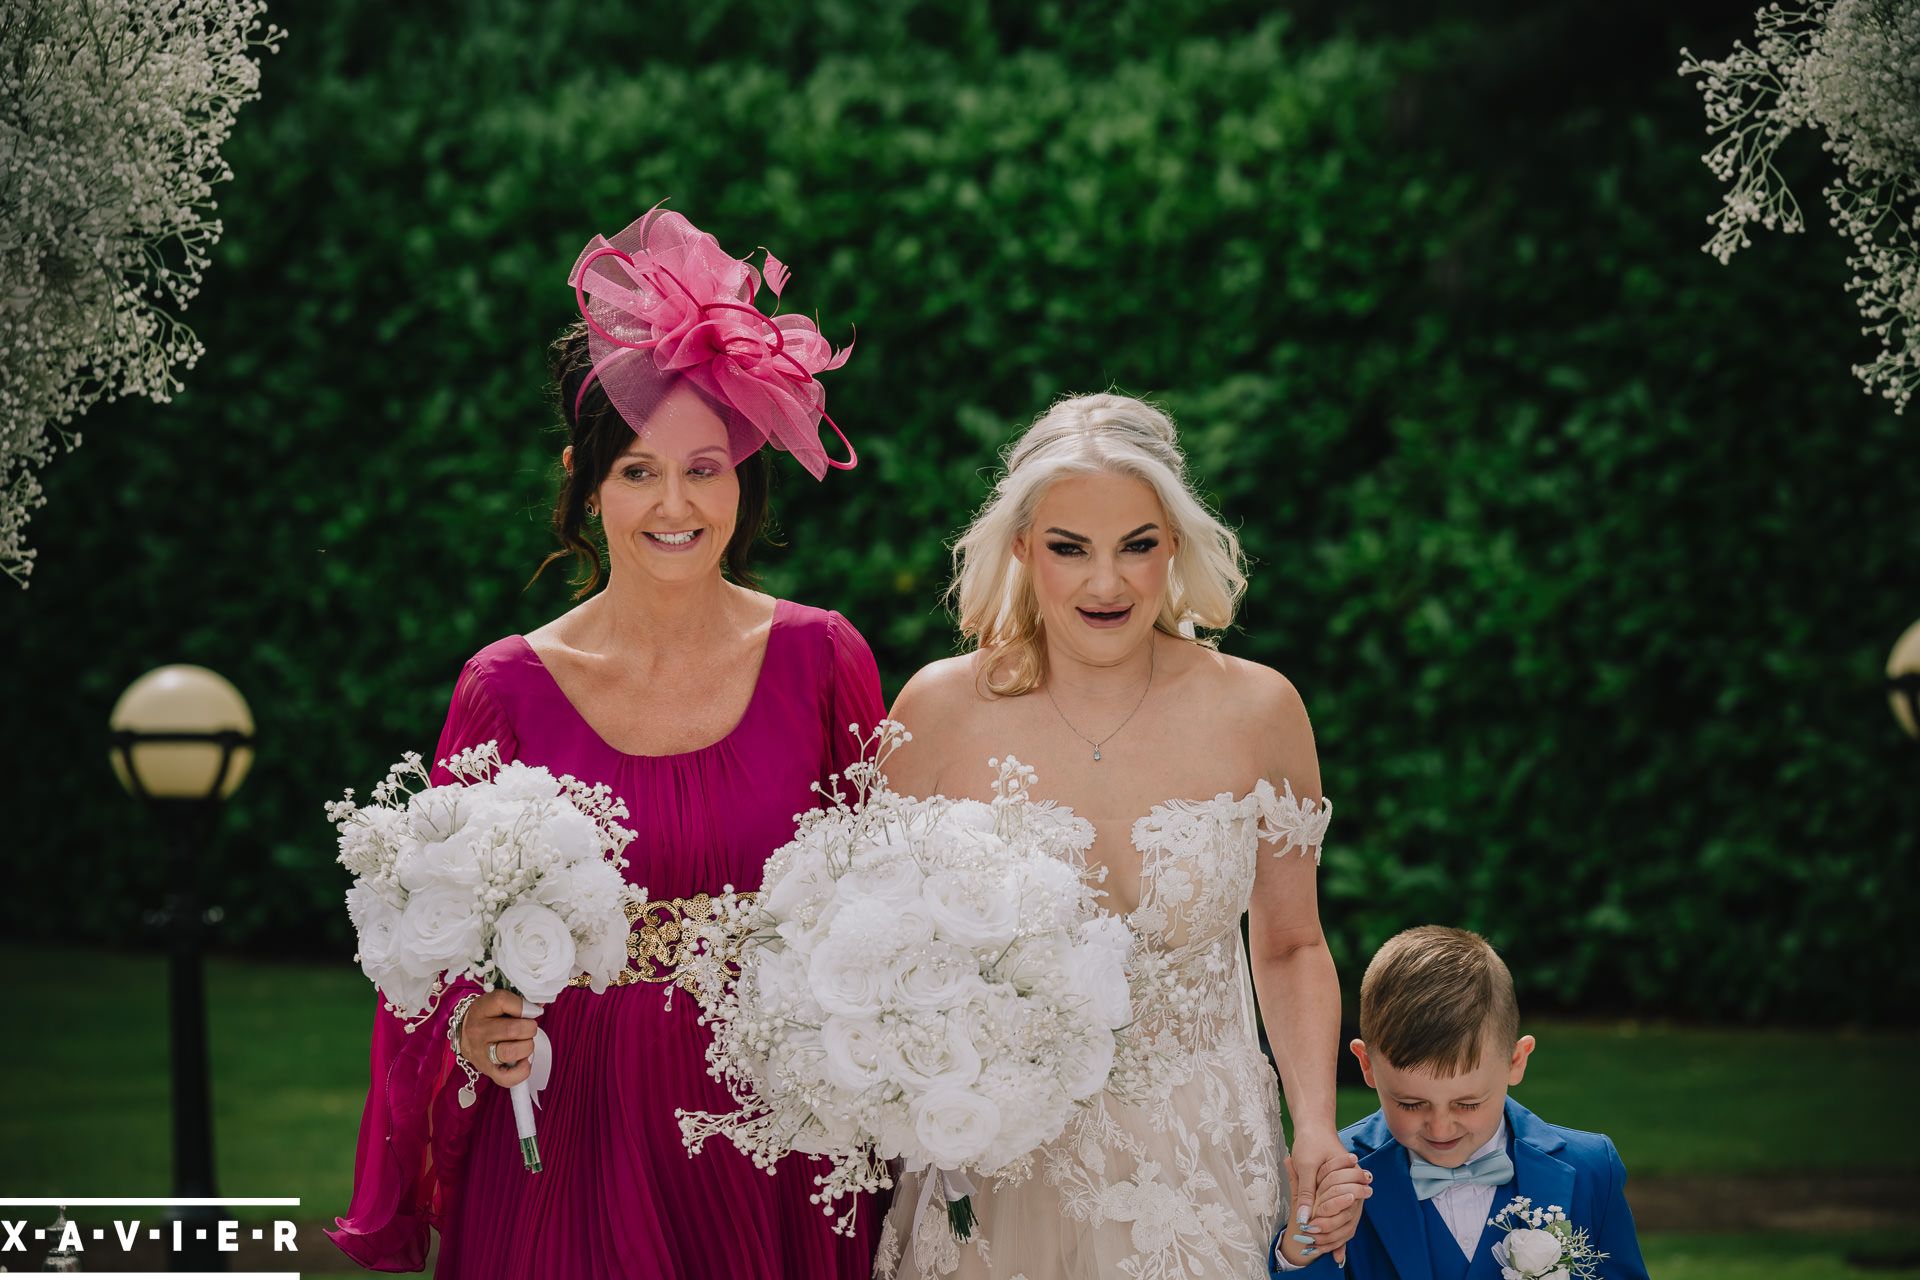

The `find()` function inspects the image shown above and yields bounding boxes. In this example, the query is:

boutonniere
[1488,1197,1608,1280]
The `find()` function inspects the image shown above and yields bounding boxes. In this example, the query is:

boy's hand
[1279,1153,1373,1266]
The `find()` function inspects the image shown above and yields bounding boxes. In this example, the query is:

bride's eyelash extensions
[1046,537,1160,556]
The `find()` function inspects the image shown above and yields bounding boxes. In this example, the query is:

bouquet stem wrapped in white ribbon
[676,722,1158,1247]
[329,742,642,1172]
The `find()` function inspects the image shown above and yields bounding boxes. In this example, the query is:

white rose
[826,893,935,956]
[345,879,400,933]
[999,931,1071,993]
[1064,926,1133,1029]
[835,852,925,909]
[881,1011,983,1091]
[910,1087,1002,1168]
[490,760,561,803]
[405,785,469,844]
[975,1061,1071,1170]
[1504,1229,1564,1275]
[750,944,818,1018]
[535,858,621,923]
[809,934,901,1019]
[921,871,1019,951]
[373,963,436,1017]
[396,826,487,895]
[1056,1024,1118,1101]
[763,846,834,922]
[894,944,989,1012]
[395,884,485,973]
[493,901,579,1003]
[545,803,606,864]
[820,1015,890,1091]
[1539,1271,1570,1280]
[872,1098,920,1162]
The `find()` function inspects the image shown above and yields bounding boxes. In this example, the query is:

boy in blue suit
[1271,926,1648,1279]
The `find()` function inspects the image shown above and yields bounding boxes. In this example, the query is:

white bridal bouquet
[328,742,642,1171]
[676,722,1151,1246]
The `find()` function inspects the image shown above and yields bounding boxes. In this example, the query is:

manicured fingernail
[1292,1233,1315,1245]
[1304,1248,1318,1258]
[1297,1204,1311,1226]
[1305,1224,1322,1234]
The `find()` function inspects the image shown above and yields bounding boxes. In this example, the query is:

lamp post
[1889,619,1920,740]
[110,665,254,1274]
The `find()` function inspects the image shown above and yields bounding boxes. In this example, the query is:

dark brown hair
[532,322,771,597]
[1358,926,1519,1075]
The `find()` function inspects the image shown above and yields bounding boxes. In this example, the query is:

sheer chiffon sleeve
[824,609,886,780]
[326,658,517,1271]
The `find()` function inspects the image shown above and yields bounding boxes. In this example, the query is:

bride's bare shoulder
[890,653,995,728]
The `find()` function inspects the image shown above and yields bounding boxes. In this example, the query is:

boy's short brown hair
[1359,926,1519,1074]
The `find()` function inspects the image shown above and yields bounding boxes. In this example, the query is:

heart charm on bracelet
[459,1083,477,1109]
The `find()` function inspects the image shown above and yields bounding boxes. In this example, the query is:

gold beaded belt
[566,891,758,989]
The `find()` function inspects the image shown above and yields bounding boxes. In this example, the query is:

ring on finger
[486,1041,502,1067]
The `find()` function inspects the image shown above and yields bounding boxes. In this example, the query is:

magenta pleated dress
[329,600,884,1278]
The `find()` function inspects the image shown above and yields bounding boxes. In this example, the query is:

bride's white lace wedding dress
[874,778,1332,1280]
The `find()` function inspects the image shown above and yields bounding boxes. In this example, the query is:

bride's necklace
[1044,642,1154,762]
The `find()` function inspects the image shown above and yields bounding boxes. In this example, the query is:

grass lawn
[1643,1231,1920,1278]
[6,944,1916,1224]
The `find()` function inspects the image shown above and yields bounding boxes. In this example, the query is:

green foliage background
[3,0,1914,1022]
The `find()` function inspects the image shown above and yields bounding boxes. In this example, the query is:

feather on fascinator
[567,205,856,478]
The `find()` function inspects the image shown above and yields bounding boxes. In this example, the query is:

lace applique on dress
[878,781,1332,1280]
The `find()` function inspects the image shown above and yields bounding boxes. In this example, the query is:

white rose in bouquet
[396,827,487,894]
[911,1087,1002,1168]
[882,1011,985,1091]
[820,1015,891,1091]
[894,944,990,1012]
[494,902,580,1005]
[921,870,1020,951]
[810,934,907,1020]
[1055,1022,1118,1102]
[397,885,486,973]
[1065,915,1134,1030]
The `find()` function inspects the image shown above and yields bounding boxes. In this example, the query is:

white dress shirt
[1431,1119,1509,1258]
[1271,1119,1510,1271]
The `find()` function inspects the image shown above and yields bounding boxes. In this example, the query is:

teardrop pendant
[1092,747,1102,762]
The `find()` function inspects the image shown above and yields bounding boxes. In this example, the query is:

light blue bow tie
[1408,1149,1515,1201]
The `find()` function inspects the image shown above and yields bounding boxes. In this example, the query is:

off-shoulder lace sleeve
[1253,778,1332,863]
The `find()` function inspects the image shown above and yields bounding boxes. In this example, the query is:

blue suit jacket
[1272,1098,1649,1280]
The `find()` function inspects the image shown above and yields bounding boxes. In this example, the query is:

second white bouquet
[676,722,1148,1246]
[329,741,643,1171]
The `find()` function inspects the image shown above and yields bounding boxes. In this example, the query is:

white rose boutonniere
[1489,1198,1608,1280]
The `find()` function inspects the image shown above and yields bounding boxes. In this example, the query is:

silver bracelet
[446,992,483,1109]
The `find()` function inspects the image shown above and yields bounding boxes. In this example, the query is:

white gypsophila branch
[0,0,283,586]
[1681,0,1920,412]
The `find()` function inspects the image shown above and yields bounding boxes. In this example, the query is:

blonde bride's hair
[949,393,1248,696]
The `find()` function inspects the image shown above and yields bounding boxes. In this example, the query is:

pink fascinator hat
[567,205,856,478]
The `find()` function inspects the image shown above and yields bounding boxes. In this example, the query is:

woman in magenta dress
[328,208,881,1277]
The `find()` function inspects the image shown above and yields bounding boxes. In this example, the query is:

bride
[874,393,1364,1279]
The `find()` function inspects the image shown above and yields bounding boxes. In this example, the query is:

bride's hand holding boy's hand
[1279,1153,1373,1266]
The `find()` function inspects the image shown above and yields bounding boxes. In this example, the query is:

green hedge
[2,1,1912,1022]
